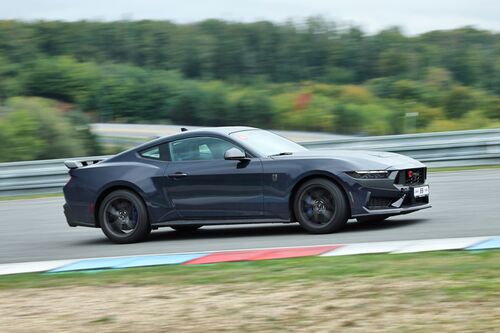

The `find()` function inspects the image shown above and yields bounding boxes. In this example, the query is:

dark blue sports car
[63,127,431,243]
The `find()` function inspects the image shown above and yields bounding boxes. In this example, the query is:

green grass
[0,250,498,291]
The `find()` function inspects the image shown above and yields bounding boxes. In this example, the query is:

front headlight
[346,170,389,179]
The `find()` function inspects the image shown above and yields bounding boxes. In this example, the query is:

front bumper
[352,202,432,218]
[342,168,431,218]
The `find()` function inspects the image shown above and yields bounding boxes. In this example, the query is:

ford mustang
[63,127,431,243]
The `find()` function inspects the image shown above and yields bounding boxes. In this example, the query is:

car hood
[271,149,425,170]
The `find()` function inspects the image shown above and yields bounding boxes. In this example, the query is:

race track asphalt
[1,169,499,264]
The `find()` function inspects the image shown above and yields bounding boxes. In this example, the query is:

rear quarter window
[140,146,160,159]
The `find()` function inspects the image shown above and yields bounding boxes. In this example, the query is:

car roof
[185,126,257,135]
[112,126,260,159]
[155,126,258,142]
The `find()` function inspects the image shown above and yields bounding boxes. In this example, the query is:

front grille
[396,168,426,186]
[367,197,393,209]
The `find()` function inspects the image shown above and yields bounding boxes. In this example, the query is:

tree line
[0,18,499,162]
[1,55,498,133]
[0,19,498,92]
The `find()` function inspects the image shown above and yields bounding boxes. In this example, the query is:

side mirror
[224,147,247,161]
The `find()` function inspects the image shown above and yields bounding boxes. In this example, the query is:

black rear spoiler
[64,158,104,170]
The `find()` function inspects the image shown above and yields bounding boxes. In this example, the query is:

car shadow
[76,218,429,245]
[344,218,427,232]
[144,218,429,243]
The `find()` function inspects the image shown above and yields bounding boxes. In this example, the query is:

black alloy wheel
[294,178,349,234]
[99,189,151,243]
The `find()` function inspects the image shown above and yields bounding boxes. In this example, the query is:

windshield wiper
[270,152,293,157]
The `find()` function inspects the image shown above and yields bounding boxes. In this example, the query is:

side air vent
[367,197,394,209]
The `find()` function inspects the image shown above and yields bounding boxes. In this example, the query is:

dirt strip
[0,278,498,333]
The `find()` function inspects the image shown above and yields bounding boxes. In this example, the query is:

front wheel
[99,190,151,244]
[293,178,349,234]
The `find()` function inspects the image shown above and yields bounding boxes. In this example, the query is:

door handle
[168,172,188,179]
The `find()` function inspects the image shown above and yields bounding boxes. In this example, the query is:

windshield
[230,129,308,157]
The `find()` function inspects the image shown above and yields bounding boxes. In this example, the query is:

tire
[171,225,202,233]
[98,189,151,244]
[293,178,349,234]
[356,216,389,223]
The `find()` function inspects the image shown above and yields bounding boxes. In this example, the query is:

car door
[164,136,264,219]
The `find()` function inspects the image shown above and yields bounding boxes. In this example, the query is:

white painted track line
[0,260,77,276]
[320,241,412,256]
[392,237,490,253]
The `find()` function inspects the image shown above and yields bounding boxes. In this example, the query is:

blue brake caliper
[131,206,138,227]
[305,195,313,218]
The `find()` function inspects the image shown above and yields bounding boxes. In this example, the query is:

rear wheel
[293,178,349,234]
[171,225,202,233]
[99,190,151,244]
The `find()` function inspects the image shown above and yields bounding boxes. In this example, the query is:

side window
[140,146,161,159]
[169,137,240,161]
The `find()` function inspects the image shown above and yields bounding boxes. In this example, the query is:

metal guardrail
[0,156,109,197]
[301,128,500,165]
[1,129,500,197]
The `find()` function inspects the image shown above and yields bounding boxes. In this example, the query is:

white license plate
[414,186,429,197]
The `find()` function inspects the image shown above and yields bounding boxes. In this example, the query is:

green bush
[444,86,477,119]
[0,97,101,162]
